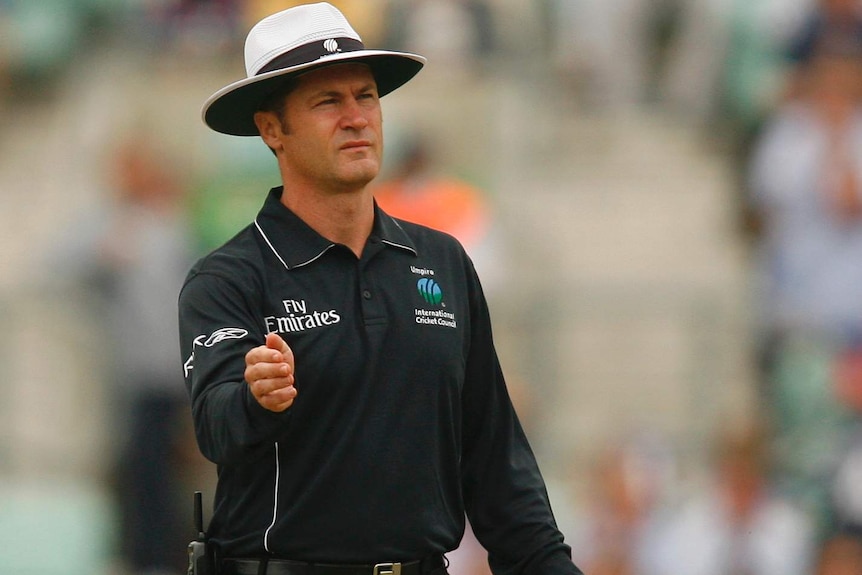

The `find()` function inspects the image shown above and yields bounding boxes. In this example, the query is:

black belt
[221,555,446,575]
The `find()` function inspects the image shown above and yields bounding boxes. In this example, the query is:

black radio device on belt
[188,491,213,575]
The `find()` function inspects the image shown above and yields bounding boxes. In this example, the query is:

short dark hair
[256,77,300,154]
[257,77,299,120]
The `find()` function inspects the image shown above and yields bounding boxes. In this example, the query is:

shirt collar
[254,187,417,270]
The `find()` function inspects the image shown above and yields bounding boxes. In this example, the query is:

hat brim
[202,50,425,136]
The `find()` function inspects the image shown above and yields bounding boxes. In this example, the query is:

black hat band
[257,37,366,75]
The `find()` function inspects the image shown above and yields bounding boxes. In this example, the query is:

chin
[341,164,379,187]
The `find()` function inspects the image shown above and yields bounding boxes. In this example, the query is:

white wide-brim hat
[202,2,426,136]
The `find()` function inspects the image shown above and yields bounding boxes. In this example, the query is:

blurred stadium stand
[0,0,762,572]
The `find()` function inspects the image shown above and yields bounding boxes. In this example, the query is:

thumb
[266,332,293,358]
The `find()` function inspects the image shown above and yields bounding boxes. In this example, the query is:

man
[179,4,581,575]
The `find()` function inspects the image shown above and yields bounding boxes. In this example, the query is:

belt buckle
[373,563,401,575]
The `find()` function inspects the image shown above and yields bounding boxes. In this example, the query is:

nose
[339,97,370,130]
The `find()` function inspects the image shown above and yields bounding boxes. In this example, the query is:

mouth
[340,140,373,151]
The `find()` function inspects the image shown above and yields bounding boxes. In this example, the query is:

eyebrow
[309,83,377,101]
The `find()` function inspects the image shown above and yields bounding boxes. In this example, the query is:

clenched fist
[245,332,296,412]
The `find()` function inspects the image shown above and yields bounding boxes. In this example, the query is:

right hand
[244,332,296,412]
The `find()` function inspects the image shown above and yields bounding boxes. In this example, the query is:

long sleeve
[459,272,582,575]
[178,264,291,465]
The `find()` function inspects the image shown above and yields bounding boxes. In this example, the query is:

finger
[245,359,293,384]
[245,344,281,366]
[258,386,297,412]
[249,375,294,398]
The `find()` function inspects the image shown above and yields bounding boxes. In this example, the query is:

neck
[281,185,374,258]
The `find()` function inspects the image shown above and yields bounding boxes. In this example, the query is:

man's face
[270,63,383,194]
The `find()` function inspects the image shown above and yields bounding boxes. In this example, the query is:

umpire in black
[178,3,582,575]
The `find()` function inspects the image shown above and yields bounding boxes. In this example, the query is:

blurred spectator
[830,420,862,536]
[715,0,808,244]
[649,422,815,575]
[782,0,862,102]
[374,135,490,244]
[372,134,506,293]
[829,343,862,534]
[746,43,862,525]
[748,43,862,348]
[565,432,676,575]
[53,136,198,575]
[787,0,862,65]
[811,532,862,575]
[766,336,856,535]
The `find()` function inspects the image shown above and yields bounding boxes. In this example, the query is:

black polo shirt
[178,187,579,574]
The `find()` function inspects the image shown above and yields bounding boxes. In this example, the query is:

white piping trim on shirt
[255,220,289,270]
[254,219,335,270]
[263,441,280,552]
[293,246,335,269]
[385,219,417,254]
[381,238,417,254]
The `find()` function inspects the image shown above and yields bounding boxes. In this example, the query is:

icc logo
[417,278,443,305]
[323,38,340,53]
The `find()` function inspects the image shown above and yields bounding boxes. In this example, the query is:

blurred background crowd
[2,0,862,574]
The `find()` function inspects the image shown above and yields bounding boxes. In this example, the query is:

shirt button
[362,289,372,300]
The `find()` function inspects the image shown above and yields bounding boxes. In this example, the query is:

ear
[254,111,284,152]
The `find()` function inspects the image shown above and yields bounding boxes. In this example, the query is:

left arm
[459,267,583,575]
